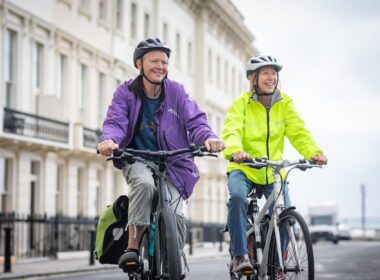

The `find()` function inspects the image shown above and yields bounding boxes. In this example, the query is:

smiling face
[136,50,169,83]
[255,66,278,94]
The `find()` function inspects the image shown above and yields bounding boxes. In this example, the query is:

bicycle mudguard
[278,206,296,219]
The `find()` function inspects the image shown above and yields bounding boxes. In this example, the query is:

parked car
[337,223,351,240]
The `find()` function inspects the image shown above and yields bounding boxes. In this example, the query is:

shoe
[118,248,140,273]
[232,255,253,275]
[276,269,286,280]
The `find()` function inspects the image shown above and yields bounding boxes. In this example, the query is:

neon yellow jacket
[222,90,323,185]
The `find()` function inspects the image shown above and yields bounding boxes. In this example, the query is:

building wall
[0,0,256,224]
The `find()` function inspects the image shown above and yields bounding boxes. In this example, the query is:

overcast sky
[230,0,380,221]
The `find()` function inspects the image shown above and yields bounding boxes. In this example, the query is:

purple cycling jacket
[102,76,218,199]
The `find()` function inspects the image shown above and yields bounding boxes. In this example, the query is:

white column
[44,153,58,216]
[67,162,79,217]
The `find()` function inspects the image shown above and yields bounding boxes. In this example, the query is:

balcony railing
[3,107,69,143]
[83,127,101,149]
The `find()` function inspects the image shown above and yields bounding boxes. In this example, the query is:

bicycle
[228,157,320,280]
[109,144,217,280]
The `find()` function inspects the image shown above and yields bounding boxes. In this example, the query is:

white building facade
[0,0,255,226]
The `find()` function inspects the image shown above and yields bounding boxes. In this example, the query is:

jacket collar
[251,89,282,107]
[128,75,166,102]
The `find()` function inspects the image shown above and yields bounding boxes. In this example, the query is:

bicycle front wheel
[154,207,181,280]
[268,209,314,280]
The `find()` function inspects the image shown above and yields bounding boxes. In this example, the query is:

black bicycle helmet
[246,54,282,78]
[133,38,171,68]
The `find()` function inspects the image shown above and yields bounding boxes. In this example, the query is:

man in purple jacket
[97,38,225,274]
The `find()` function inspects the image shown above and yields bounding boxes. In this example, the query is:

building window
[175,32,181,67]
[4,29,17,108]
[0,158,11,213]
[33,42,44,91]
[77,167,85,216]
[79,64,87,109]
[231,67,236,94]
[98,0,106,21]
[57,54,67,99]
[98,72,105,128]
[208,49,213,82]
[79,0,88,10]
[144,12,150,38]
[115,0,123,30]
[130,2,137,40]
[239,72,243,93]
[187,41,192,73]
[78,0,91,18]
[162,22,168,44]
[224,61,228,93]
[56,165,63,215]
[216,55,221,86]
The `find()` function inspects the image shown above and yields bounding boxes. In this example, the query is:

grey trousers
[123,161,186,249]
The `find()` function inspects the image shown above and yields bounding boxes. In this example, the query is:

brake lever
[243,163,265,169]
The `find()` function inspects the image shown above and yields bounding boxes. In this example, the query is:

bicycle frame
[247,165,305,280]
[110,145,216,279]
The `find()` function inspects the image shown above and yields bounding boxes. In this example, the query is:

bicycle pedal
[241,268,254,275]
[122,261,140,273]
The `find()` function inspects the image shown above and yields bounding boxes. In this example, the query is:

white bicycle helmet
[246,55,282,77]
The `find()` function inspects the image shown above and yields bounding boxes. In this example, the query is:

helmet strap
[140,66,167,85]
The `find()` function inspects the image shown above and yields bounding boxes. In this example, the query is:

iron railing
[3,108,69,143]
[0,213,97,259]
[0,212,225,259]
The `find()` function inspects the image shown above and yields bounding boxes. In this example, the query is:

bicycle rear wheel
[268,209,314,280]
[154,207,181,280]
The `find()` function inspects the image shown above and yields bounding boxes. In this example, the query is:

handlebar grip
[229,157,254,163]
[113,148,124,157]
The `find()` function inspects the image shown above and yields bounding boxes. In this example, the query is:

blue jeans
[227,169,291,257]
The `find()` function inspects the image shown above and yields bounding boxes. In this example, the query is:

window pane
[144,13,150,38]
[58,54,67,98]
[130,3,137,39]
[98,72,105,127]
[188,41,192,72]
[79,64,87,109]
[116,0,123,30]
[208,49,213,82]
[176,33,181,66]
[98,0,105,20]
[162,23,168,44]
[34,42,44,89]
[5,29,17,108]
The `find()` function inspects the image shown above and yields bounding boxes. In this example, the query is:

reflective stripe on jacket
[222,91,323,185]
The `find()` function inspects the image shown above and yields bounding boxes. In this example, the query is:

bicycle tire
[154,207,181,280]
[268,209,314,280]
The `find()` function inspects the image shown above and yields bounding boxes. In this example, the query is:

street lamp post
[361,184,366,238]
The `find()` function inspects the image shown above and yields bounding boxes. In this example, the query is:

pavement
[0,243,228,279]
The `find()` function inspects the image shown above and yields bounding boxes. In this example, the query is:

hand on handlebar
[231,151,251,164]
[97,139,119,157]
[311,154,328,166]
[204,138,225,153]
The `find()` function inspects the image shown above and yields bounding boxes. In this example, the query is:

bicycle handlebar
[108,143,217,163]
[230,157,319,171]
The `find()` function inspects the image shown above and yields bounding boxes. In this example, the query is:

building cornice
[203,0,255,56]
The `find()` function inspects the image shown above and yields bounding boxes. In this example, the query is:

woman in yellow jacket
[222,54,328,274]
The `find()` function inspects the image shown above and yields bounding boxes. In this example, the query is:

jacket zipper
[265,107,270,185]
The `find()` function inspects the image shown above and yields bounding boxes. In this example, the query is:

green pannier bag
[95,195,129,264]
